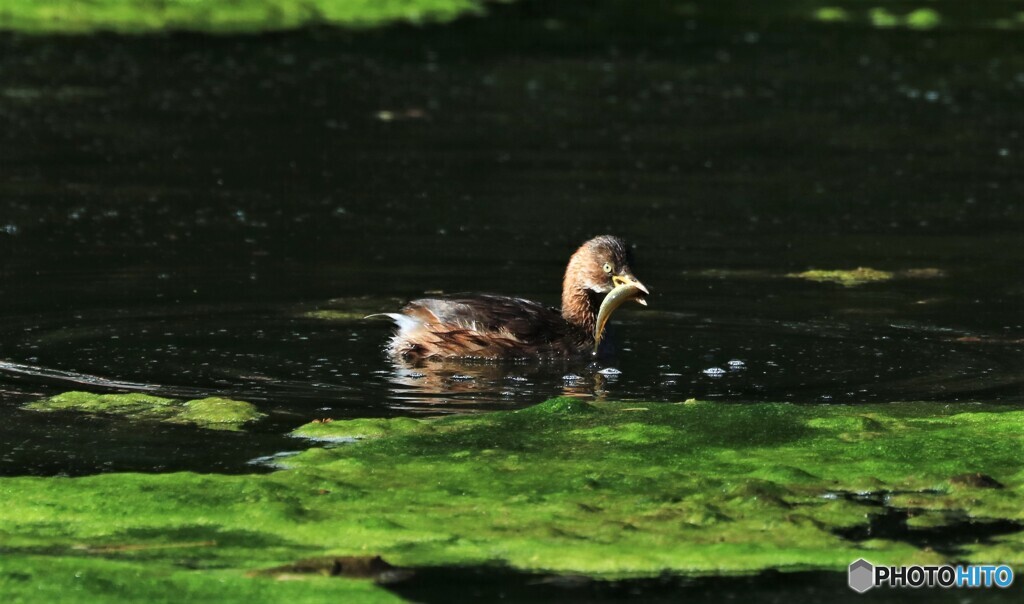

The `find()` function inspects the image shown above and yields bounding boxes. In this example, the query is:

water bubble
[598,367,622,376]
[450,374,474,381]
[562,374,584,383]
[727,359,746,369]
[703,367,726,377]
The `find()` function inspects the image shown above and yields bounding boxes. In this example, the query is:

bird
[371,235,649,361]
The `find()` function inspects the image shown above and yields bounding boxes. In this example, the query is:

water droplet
[703,367,726,377]
[598,367,622,376]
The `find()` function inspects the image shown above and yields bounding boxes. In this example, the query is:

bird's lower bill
[594,281,649,351]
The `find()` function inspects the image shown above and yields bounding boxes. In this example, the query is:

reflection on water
[384,356,615,410]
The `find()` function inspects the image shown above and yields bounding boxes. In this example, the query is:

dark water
[1,2,1023,476]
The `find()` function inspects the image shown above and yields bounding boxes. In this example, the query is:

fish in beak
[595,275,650,351]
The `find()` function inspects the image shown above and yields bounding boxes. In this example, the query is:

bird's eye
[603,263,613,274]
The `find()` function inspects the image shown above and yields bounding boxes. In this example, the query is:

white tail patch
[365,313,420,334]
[365,312,429,356]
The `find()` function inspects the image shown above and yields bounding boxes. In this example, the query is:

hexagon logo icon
[848,558,875,593]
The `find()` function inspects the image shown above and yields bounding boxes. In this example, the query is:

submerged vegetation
[24,391,265,431]
[1,397,1021,601]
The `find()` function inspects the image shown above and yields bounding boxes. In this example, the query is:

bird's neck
[561,284,597,337]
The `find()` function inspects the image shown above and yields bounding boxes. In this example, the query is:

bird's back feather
[379,294,588,360]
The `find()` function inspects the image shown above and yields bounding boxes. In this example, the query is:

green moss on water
[814,7,849,23]
[788,267,895,286]
[3,0,1022,35]
[869,8,901,28]
[292,416,429,441]
[695,267,942,287]
[0,0,487,34]
[303,310,374,322]
[24,391,265,431]
[2,398,1022,601]
[178,397,267,430]
[906,8,941,30]
[813,6,943,30]
[0,554,404,603]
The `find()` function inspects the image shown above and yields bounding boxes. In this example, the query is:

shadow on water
[836,508,1022,558]
[1,0,1023,475]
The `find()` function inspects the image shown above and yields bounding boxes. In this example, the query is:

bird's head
[562,236,650,349]
[564,235,649,303]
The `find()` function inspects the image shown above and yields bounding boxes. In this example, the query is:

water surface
[1,4,1022,475]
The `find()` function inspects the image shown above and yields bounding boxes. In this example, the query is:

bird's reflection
[383,357,616,409]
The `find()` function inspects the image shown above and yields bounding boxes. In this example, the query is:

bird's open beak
[595,275,650,351]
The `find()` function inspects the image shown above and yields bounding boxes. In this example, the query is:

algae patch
[24,391,265,431]
[292,416,428,442]
[813,6,941,30]
[0,0,488,34]
[787,267,895,286]
[1,398,1022,601]
[694,267,944,287]
[303,309,373,322]
[787,267,945,287]
[301,296,408,322]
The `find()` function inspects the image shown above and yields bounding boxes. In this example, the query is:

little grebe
[374,235,649,361]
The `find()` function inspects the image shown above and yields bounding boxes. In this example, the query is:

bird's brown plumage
[378,235,647,361]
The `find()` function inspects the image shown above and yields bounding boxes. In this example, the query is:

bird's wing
[401,294,569,344]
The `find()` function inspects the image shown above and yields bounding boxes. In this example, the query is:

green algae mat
[1,397,1022,602]
[0,0,488,33]
[23,391,265,432]
[5,1,1024,34]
